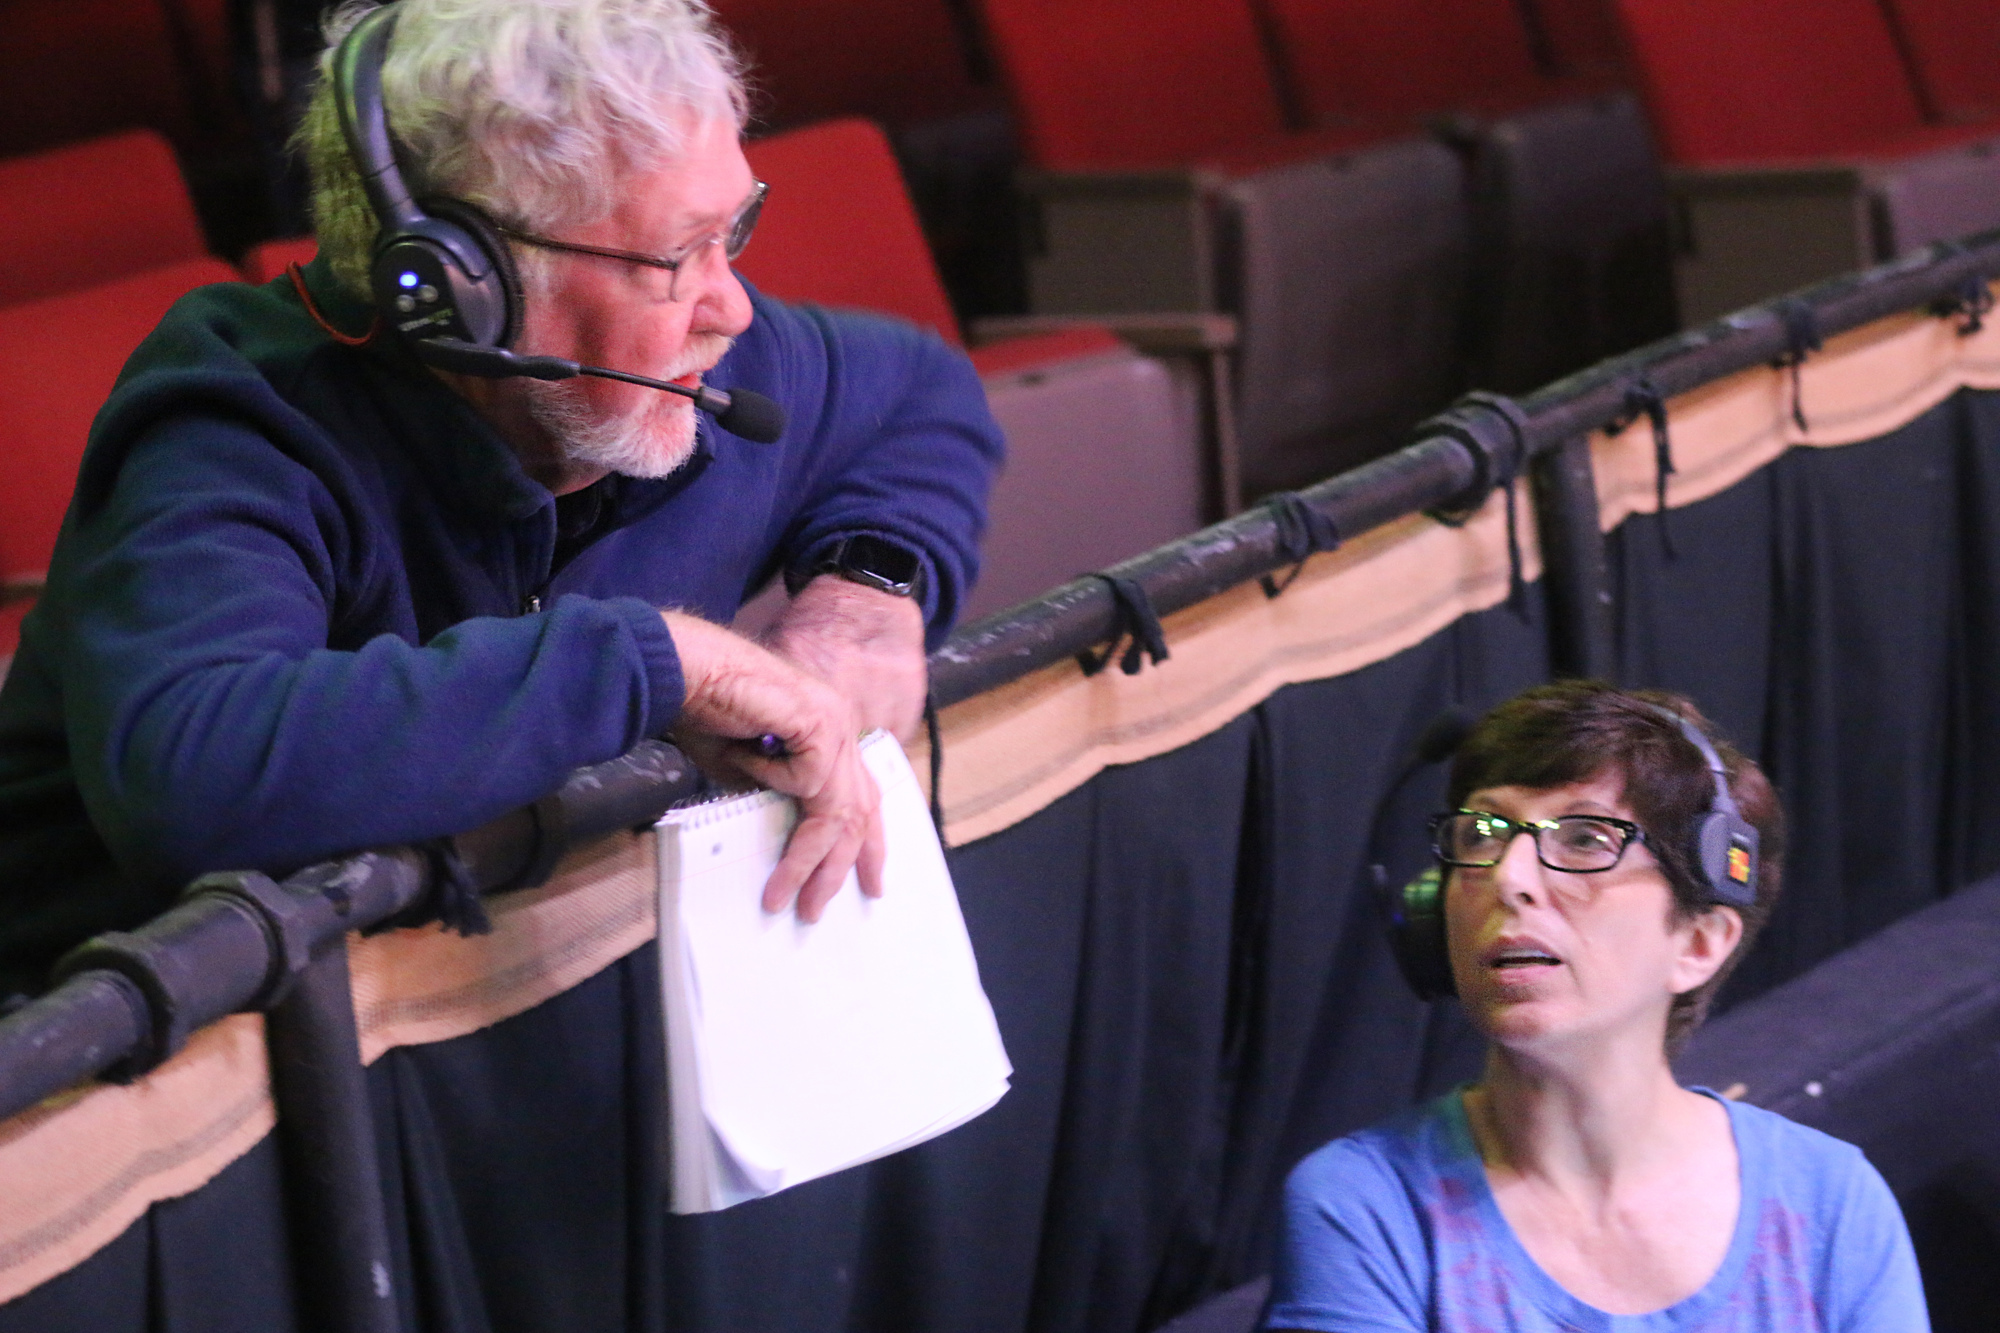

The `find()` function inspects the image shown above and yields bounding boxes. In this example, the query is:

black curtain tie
[1258,491,1343,597]
[1415,393,1531,621]
[364,837,493,937]
[1617,378,1676,560]
[1478,403,1530,621]
[419,837,492,937]
[1775,298,1823,433]
[1076,573,1170,677]
[1934,274,1995,337]
[923,692,947,847]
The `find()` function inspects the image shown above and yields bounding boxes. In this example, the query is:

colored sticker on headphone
[1727,845,1752,884]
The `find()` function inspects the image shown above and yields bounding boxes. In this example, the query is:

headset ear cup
[1694,810,1759,908]
[418,196,524,347]
[1386,865,1456,1001]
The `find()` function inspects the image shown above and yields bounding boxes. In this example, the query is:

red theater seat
[739,119,1210,620]
[712,0,992,129]
[0,257,241,659]
[1880,0,2000,126]
[1259,0,1558,127]
[977,0,1469,493]
[987,0,1316,171]
[0,0,201,159]
[241,236,321,287]
[1525,0,1629,79]
[1251,0,1673,390]
[1614,0,2000,320]
[1617,0,1945,163]
[0,130,209,308]
[738,121,962,341]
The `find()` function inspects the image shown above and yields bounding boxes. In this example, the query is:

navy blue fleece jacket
[0,262,1001,990]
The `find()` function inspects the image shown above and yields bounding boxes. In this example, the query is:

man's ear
[1670,905,1744,996]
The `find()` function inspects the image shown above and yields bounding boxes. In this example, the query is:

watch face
[835,535,923,596]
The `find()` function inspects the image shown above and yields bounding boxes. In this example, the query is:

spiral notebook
[656,732,1012,1213]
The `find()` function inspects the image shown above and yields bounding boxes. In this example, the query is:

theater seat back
[1612,0,1929,162]
[738,119,962,342]
[0,130,209,308]
[0,0,200,158]
[0,258,241,591]
[1879,0,2000,125]
[1526,0,1629,78]
[977,0,1290,169]
[713,0,991,128]
[1261,0,1547,125]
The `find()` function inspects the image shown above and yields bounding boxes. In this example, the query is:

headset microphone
[1372,706,1475,1002]
[414,339,788,444]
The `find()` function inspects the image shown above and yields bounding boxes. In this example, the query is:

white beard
[519,332,735,481]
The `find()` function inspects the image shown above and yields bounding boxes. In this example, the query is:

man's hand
[665,612,883,923]
[761,575,928,742]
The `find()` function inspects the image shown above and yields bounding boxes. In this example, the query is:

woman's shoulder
[1708,1095,1928,1327]
[1712,1095,1901,1233]
[1285,1091,1473,1208]
[1269,1094,1485,1330]
[1714,1095,1872,1178]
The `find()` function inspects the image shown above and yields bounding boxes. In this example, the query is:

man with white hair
[0,0,1001,990]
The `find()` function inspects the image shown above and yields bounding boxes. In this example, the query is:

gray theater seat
[981,0,1473,502]
[1022,136,1470,500]
[1670,142,2000,325]
[1614,0,2000,324]
[734,119,1215,629]
[1465,91,1678,393]
[969,334,1206,621]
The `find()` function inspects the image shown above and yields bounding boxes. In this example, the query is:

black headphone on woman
[1385,704,1760,1001]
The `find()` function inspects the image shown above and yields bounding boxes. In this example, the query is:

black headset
[324,5,788,441]
[332,6,525,360]
[1385,703,1761,1002]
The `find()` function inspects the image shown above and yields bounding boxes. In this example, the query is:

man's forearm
[760,576,928,742]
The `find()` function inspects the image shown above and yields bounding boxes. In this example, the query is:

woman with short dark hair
[1264,681,1928,1332]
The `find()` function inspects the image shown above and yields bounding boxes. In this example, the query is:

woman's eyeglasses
[1430,809,1646,874]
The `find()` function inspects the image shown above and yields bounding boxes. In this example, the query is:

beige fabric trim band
[1591,297,2000,528]
[0,1016,272,1305]
[349,833,655,1064]
[5,285,1996,1303]
[921,497,1537,845]
[0,837,653,1308]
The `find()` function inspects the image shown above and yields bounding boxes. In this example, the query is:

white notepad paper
[657,732,1012,1213]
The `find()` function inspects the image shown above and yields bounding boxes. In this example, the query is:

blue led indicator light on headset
[399,272,419,288]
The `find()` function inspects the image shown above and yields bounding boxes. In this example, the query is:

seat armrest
[970,312,1238,354]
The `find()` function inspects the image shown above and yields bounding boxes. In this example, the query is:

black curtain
[1609,386,2000,1007]
[7,389,2000,1333]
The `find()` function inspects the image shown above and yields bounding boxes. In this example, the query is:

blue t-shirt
[1265,1089,1928,1332]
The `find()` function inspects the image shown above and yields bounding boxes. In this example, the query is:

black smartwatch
[789,534,927,599]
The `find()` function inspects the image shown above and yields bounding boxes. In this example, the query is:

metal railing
[931,229,2000,706]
